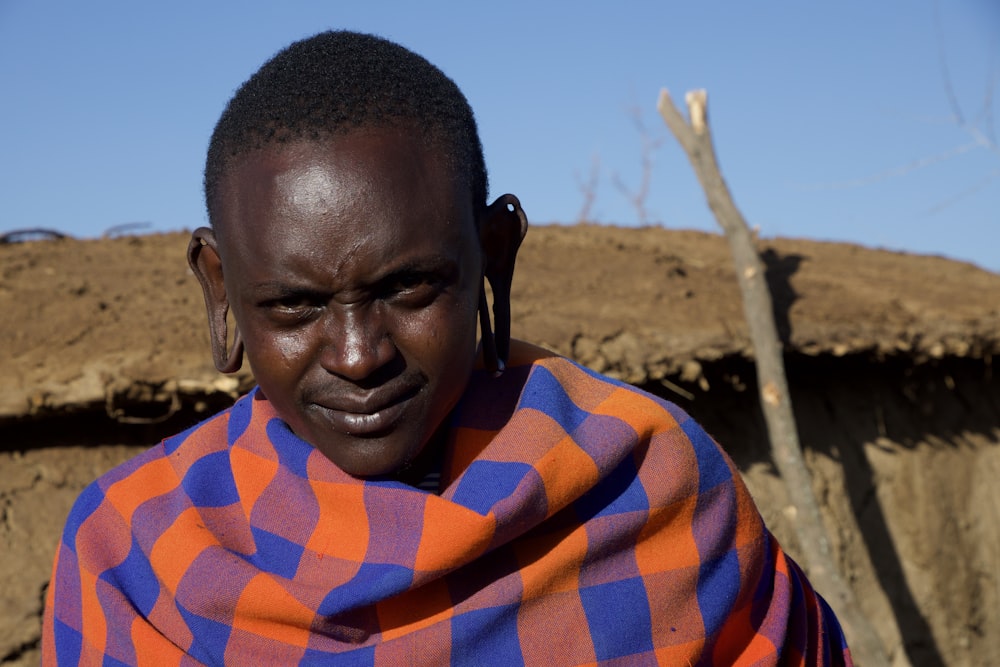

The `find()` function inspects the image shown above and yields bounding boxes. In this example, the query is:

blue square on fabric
[579,577,655,660]
[100,537,159,616]
[450,605,524,666]
[178,604,234,665]
[350,561,414,601]
[318,562,414,614]
[249,526,305,580]
[266,417,314,477]
[227,393,253,442]
[64,482,104,545]
[683,418,732,493]
[181,450,239,507]
[696,548,741,637]
[300,646,375,666]
[516,366,590,435]
[451,460,533,516]
[54,618,83,666]
[574,454,649,522]
[102,655,132,667]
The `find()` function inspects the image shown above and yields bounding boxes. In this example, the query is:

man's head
[188,31,527,480]
[204,30,487,225]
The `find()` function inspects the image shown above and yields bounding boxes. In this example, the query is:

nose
[318,305,397,382]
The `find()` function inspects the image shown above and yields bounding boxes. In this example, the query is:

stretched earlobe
[479,194,528,373]
[478,282,502,375]
[187,228,244,374]
[214,326,245,375]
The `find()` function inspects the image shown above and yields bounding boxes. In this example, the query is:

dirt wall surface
[2,227,998,665]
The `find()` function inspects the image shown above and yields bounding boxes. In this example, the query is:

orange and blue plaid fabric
[43,342,852,665]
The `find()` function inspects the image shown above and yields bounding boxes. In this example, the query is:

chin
[313,434,421,480]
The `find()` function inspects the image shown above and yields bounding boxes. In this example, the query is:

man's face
[212,129,483,478]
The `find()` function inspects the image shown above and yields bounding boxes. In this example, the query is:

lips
[310,384,421,436]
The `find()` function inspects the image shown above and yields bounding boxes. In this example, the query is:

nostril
[319,309,398,382]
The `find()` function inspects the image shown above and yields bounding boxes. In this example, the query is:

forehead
[213,129,477,273]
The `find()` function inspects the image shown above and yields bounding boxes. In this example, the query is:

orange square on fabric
[131,617,186,667]
[513,521,588,600]
[413,497,494,572]
[594,385,674,436]
[149,506,217,593]
[104,456,178,525]
[231,445,279,520]
[377,578,454,640]
[533,435,600,516]
[79,570,107,658]
[654,639,706,664]
[231,573,314,648]
[730,468,767,550]
[634,493,702,574]
[304,480,369,562]
[711,600,779,665]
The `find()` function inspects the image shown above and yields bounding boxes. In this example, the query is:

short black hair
[204,30,487,223]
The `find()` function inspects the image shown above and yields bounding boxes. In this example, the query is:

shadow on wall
[760,248,803,345]
[659,352,999,667]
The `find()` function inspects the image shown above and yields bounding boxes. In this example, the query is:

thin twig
[575,154,601,224]
[612,106,664,225]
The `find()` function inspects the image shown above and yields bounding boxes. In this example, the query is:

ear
[478,194,528,369]
[187,227,244,373]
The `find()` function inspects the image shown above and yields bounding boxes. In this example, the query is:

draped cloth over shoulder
[43,341,852,665]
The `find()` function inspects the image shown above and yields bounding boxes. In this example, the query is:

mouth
[311,385,421,437]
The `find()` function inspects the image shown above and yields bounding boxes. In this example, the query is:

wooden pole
[657,88,889,666]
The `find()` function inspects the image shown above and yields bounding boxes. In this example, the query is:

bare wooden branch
[612,106,664,225]
[657,88,890,666]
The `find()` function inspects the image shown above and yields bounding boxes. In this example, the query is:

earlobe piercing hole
[506,203,515,212]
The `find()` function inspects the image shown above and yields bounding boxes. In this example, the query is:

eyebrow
[377,255,460,277]
[246,255,461,294]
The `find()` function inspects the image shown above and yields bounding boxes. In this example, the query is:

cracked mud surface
[2,228,999,665]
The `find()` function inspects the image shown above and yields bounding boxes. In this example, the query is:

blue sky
[2,1,997,272]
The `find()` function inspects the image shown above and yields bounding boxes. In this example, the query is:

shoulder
[480,341,736,495]
[509,339,708,444]
[60,395,245,548]
[510,341,762,520]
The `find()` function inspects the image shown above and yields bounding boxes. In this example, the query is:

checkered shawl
[44,342,852,665]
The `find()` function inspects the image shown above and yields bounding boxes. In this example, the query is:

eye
[258,292,325,323]
[391,272,427,291]
[382,271,443,306]
[274,296,315,311]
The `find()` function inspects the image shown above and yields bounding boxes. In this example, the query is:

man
[44,31,852,665]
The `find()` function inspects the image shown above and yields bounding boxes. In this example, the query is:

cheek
[394,300,479,365]
[242,326,314,383]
